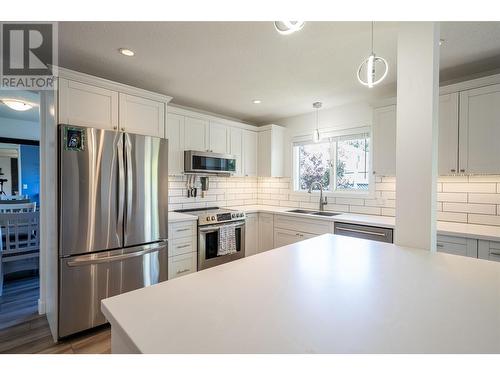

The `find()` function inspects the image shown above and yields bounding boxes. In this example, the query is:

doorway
[0,91,41,330]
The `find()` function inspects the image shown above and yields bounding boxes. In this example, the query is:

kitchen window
[293,131,370,194]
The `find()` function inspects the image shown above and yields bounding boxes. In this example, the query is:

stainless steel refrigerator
[58,124,168,337]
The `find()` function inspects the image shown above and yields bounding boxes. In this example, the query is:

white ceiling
[58,21,500,124]
[0,91,40,123]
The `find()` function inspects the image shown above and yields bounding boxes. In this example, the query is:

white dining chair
[0,212,40,296]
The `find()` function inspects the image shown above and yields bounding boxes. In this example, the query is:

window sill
[293,189,375,200]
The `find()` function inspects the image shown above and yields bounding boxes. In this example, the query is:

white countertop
[101,234,500,353]
[230,205,500,241]
[169,211,198,222]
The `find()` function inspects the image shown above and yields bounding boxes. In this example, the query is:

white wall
[274,102,373,177]
[0,116,40,140]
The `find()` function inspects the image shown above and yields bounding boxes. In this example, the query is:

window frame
[292,127,374,198]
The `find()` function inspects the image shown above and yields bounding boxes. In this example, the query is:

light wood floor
[0,276,111,354]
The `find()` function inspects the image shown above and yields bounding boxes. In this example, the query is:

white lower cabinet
[436,235,478,258]
[245,213,259,257]
[478,240,500,262]
[258,213,274,253]
[168,253,197,279]
[273,214,332,248]
[168,220,197,279]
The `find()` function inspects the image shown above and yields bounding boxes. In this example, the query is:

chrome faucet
[308,181,328,211]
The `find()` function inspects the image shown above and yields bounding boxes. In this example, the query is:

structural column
[395,22,440,250]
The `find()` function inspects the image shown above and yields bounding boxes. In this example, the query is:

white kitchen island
[101,234,500,353]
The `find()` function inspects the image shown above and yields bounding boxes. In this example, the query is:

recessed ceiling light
[252,99,262,104]
[0,99,34,111]
[274,21,305,35]
[439,39,445,46]
[119,48,135,57]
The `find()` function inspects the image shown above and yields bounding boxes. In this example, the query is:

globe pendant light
[357,22,388,88]
[312,102,322,143]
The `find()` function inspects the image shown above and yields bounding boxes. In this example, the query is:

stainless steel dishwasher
[334,222,393,243]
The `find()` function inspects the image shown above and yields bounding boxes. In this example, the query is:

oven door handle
[199,222,245,232]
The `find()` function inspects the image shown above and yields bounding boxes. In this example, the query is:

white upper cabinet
[372,105,397,176]
[166,113,185,175]
[184,116,209,151]
[209,122,229,154]
[229,127,243,176]
[243,130,258,177]
[258,125,286,177]
[438,93,459,175]
[119,93,165,137]
[58,78,118,130]
[459,84,500,174]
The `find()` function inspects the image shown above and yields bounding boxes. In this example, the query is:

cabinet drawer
[168,252,197,279]
[274,214,331,235]
[169,237,196,257]
[436,235,477,258]
[478,240,500,262]
[274,228,316,248]
[168,221,196,240]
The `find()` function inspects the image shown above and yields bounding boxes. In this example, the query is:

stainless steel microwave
[184,150,236,175]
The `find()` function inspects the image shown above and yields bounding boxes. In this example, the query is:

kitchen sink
[286,209,315,214]
[286,209,341,217]
[310,211,341,217]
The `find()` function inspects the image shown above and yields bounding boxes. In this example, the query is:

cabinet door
[58,78,118,130]
[166,113,185,175]
[119,94,165,137]
[243,130,258,177]
[209,122,229,154]
[274,228,314,248]
[168,252,197,279]
[258,213,274,253]
[436,235,477,258]
[478,240,500,262]
[229,127,243,176]
[438,93,459,175]
[245,213,259,257]
[459,84,500,174]
[184,116,209,151]
[372,105,396,176]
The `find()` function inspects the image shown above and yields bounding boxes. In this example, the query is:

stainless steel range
[175,207,246,270]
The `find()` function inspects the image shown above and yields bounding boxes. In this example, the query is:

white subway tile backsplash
[168,175,500,226]
[436,192,468,203]
[442,182,497,193]
[468,193,500,204]
[468,214,500,226]
[437,211,468,223]
[442,202,496,215]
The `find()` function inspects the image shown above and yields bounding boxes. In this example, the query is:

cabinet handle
[450,169,456,173]
[436,243,444,248]
[176,244,191,249]
[490,251,500,256]
[121,127,125,131]
[460,169,465,173]
[372,171,376,175]
[176,268,191,274]
[175,228,190,232]
[113,126,117,130]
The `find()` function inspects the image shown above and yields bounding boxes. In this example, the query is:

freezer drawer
[334,222,393,243]
[59,241,168,337]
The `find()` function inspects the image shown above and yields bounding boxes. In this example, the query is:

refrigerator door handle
[117,134,125,238]
[124,133,133,241]
[66,241,168,267]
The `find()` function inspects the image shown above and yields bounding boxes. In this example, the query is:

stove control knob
[206,216,211,222]
[211,216,216,221]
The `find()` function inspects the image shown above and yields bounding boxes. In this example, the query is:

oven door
[198,221,245,270]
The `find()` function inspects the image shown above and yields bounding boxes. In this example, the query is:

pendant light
[312,102,322,143]
[357,22,388,88]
